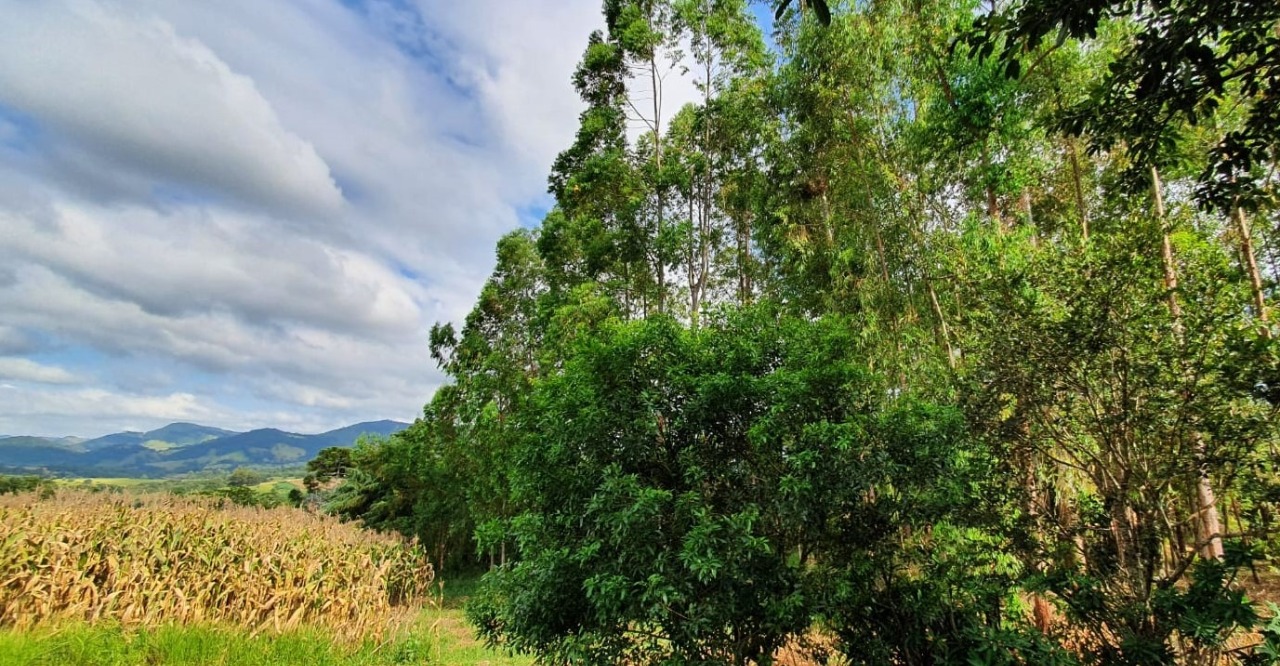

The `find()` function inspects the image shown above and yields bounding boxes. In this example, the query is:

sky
[0,0,774,438]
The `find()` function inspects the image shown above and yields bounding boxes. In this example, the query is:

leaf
[812,0,831,26]
[1004,58,1021,80]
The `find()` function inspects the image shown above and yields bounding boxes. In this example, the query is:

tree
[469,309,1045,664]
[974,0,1280,212]
[226,467,265,488]
[366,0,1280,660]
[957,220,1277,661]
[304,446,354,492]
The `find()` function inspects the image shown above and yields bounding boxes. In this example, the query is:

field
[53,478,155,488]
[0,490,527,665]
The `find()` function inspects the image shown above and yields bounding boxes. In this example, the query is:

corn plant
[0,491,434,642]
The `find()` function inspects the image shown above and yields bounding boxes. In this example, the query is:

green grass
[252,479,304,495]
[436,573,485,610]
[55,478,154,488]
[0,624,412,666]
[0,577,532,666]
[55,474,307,497]
[415,610,531,666]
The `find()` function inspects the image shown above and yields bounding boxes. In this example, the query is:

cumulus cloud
[0,0,712,439]
[0,0,344,218]
[0,384,295,437]
[0,359,80,385]
[2,203,423,338]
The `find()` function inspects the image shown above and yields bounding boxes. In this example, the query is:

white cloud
[0,0,710,439]
[0,359,79,385]
[0,0,344,218]
[0,384,231,437]
[2,202,423,338]
[0,264,436,395]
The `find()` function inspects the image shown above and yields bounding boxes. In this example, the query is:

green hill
[0,421,410,477]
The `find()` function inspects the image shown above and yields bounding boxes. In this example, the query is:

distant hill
[0,436,78,450]
[0,437,84,467]
[312,420,409,445]
[81,422,237,452]
[0,420,410,477]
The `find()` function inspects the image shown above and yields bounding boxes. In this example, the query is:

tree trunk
[1068,137,1088,240]
[1151,166,1224,560]
[926,278,955,369]
[688,170,700,326]
[981,140,1002,229]
[697,29,713,325]
[650,44,666,315]
[1233,205,1269,335]
[737,211,752,305]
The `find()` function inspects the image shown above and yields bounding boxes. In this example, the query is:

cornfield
[0,491,434,641]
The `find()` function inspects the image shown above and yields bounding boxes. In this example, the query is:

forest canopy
[328,0,1280,663]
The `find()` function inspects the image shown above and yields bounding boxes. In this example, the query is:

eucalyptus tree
[544,29,647,313]
[975,0,1278,330]
[325,0,1280,661]
[609,0,685,315]
[971,0,1280,573]
[432,230,548,566]
[976,0,1280,212]
[670,0,769,323]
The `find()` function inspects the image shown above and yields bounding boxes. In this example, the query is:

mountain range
[0,420,410,477]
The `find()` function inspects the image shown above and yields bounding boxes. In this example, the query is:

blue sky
[0,0,773,438]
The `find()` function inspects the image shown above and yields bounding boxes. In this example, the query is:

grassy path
[414,576,531,666]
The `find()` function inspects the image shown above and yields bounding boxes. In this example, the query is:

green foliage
[974,0,1280,210]
[226,467,266,488]
[203,484,283,509]
[774,0,830,26]
[340,0,1280,662]
[304,446,354,492]
[467,310,1040,664]
[0,475,49,496]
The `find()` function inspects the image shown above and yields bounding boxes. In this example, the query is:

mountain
[0,437,85,467]
[313,420,410,445]
[81,422,237,452]
[0,436,79,450]
[1,435,88,448]
[0,421,411,477]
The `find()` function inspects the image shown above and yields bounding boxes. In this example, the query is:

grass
[0,609,531,666]
[252,478,305,494]
[0,575,531,666]
[417,613,532,666]
[53,474,307,497]
[0,624,425,666]
[416,574,532,666]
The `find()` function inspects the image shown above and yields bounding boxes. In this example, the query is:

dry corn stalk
[0,491,434,642]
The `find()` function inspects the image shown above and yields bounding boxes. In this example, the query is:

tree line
[326,0,1280,663]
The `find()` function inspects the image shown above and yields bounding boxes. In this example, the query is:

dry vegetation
[0,491,434,642]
